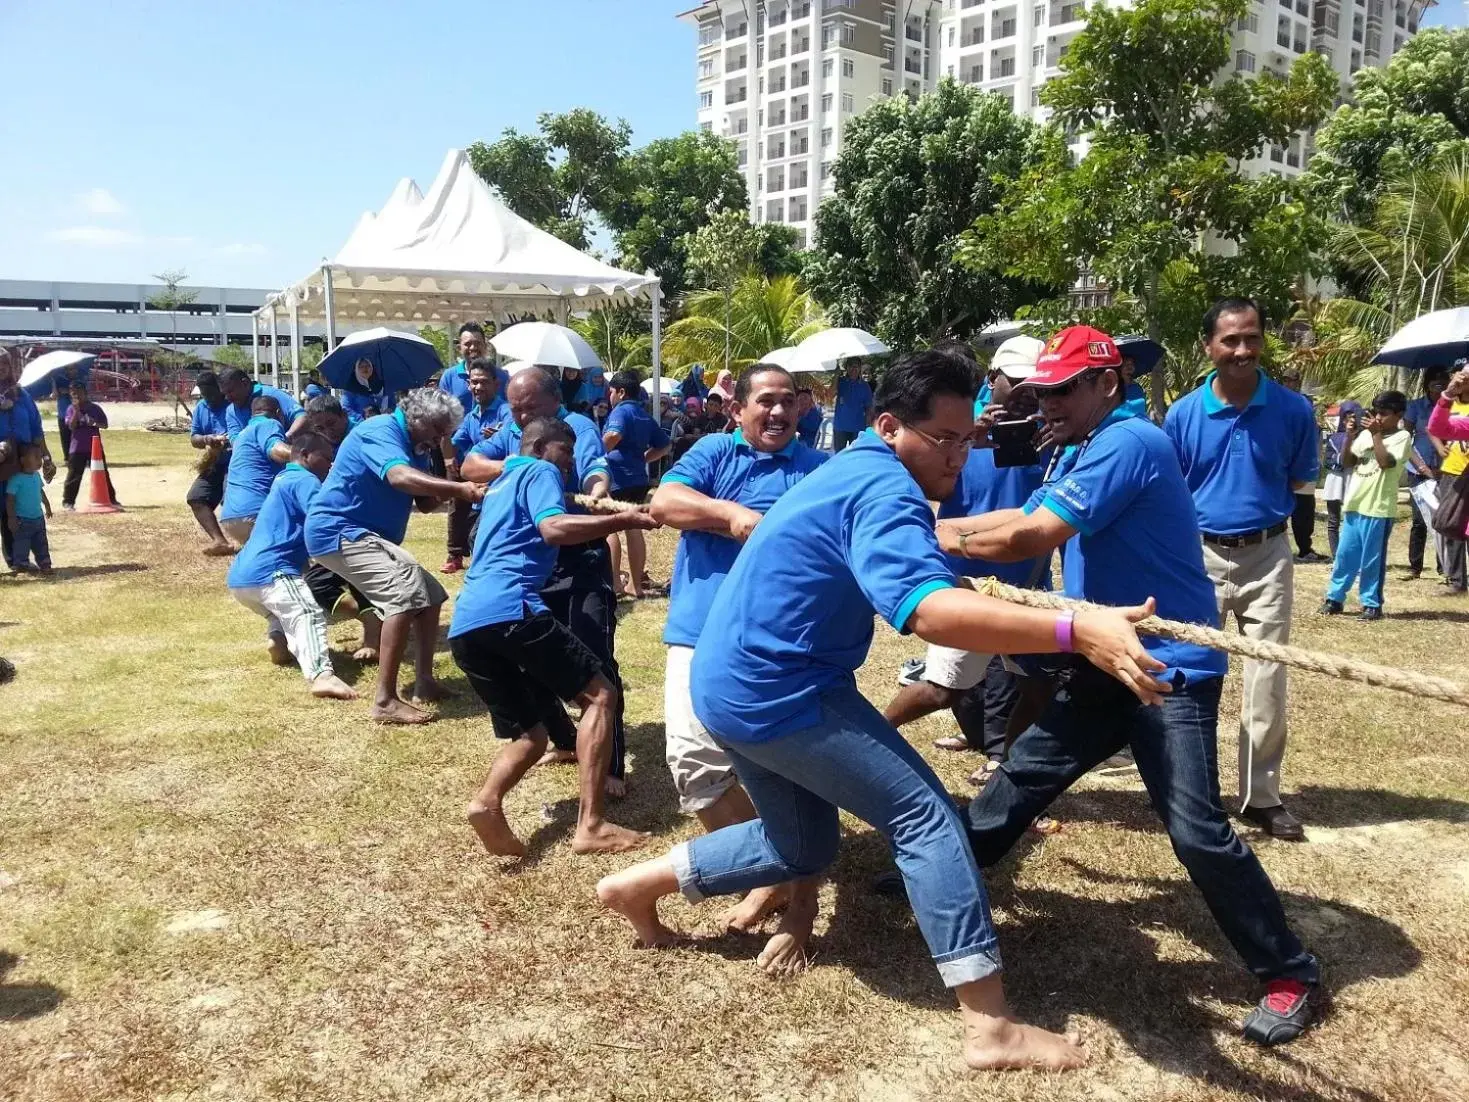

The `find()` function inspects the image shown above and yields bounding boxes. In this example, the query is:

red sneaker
[441,555,464,574]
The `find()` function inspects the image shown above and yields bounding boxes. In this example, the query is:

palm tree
[662,273,827,373]
[569,306,651,372]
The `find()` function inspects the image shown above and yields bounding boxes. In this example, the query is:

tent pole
[649,279,662,408]
[251,313,260,380]
[289,297,302,398]
[269,306,281,388]
[322,264,337,355]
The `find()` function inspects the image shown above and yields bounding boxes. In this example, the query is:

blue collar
[393,408,408,433]
[247,413,274,425]
[1200,369,1268,413]
[285,461,307,473]
[503,454,534,470]
[732,428,800,458]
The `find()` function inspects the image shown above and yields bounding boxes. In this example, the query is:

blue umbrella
[319,327,442,396]
[1114,335,1165,376]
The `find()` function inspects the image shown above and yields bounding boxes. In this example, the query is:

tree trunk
[1145,271,1166,423]
[723,284,732,374]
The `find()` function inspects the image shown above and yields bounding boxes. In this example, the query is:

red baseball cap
[1024,325,1122,388]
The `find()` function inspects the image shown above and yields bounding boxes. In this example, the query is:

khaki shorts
[315,534,447,620]
[923,643,993,692]
[664,645,738,814]
[221,517,255,545]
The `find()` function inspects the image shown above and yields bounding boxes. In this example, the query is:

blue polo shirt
[691,430,955,743]
[0,390,44,446]
[450,397,510,461]
[448,457,568,637]
[226,383,303,438]
[304,382,327,401]
[469,407,607,492]
[1024,410,1226,683]
[226,463,321,587]
[341,387,391,425]
[1163,371,1319,536]
[1404,395,1439,477]
[833,376,873,433]
[220,416,286,521]
[604,399,670,490]
[191,398,232,473]
[439,360,511,413]
[305,409,429,555]
[662,431,828,648]
[796,406,824,447]
[938,447,1050,587]
[1121,381,1149,421]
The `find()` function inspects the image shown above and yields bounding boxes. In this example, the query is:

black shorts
[186,463,227,508]
[610,485,648,505]
[450,611,604,739]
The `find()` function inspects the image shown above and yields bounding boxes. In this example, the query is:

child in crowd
[5,442,53,573]
[61,381,116,509]
[1320,391,1412,622]
[226,432,357,700]
[447,417,658,858]
[1320,399,1362,556]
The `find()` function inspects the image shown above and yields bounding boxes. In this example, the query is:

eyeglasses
[900,421,974,455]
[1038,370,1102,399]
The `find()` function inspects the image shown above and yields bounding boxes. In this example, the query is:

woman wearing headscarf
[708,369,735,404]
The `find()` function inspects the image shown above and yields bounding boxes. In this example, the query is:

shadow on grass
[0,951,65,1022]
[31,562,148,581]
[1383,608,1469,624]
[825,835,1415,1102]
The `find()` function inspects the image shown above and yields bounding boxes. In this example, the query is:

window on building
[820,161,832,179]
[790,198,808,221]
[1277,15,1291,47]
[998,56,1016,77]
[1034,4,1044,26]
[699,91,713,108]
[823,57,833,76]
[841,23,854,45]
[699,58,715,79]
[822,92,833,111]
[1238,12,1258,33]
[822,24,834,46]
[1032,44,1043,66]
[700,121,713,132]
[821,127,833,147]
[842,57,854,77]
[884,42,894,63]
[968,62,982,82]
[1236,49,1256,72]
[699,24,720,46]
[881,77,893,94]
[841,91,854,112]
[1030,87,1040,107]
[948,25,956,46]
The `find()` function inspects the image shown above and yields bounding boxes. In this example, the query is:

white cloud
[80,188,126,216]
[48,225,143,246]
[214,242,268,257]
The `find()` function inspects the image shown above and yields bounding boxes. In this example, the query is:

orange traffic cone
[78,434,122,514]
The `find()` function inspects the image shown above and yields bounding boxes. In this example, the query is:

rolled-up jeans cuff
[668,842,707,903]
[935,947,1003,988]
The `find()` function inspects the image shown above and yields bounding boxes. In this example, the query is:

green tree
[962,0,1336,412]
[569,307,652,372]
[148,269,199,356]
[685,208,763,373]
[210,344,252,370]
[1304,28,1469,226]
[805,80,1058,352]
[468,109,632,249]
[418,325,455,367]
[604,130,748,301]
[662,273,826,372]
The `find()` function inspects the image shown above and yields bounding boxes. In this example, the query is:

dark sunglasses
[1037,369,1103,399]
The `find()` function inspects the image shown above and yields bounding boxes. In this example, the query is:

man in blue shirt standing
[602,370,670,599]
[307,389,485,726]
[649,364,827,946]
[1163,299,1320,841]
[187,370,237,555]
[831,358,873,451]
[944,326,1322,1047]
[794,387,824,448]
[442,357,509,574]
[600,348,1171,1071]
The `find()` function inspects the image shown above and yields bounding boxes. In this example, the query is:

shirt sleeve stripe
[378,457,409,480]
[661,473,696,486]
[1041,496,1091,536]
[533,506,567,524]
[891,578,953,635]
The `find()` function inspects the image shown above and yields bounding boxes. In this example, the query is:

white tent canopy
[253,148,662,394]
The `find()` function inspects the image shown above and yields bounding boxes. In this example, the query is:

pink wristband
[1054,610,1075,653]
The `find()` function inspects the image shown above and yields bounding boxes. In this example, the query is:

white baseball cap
[990,335,1044,380]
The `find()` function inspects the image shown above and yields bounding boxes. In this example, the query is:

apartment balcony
[791,140,810,156]
[793,71,810,88]
[770,111,787,126]
[995,57,1017,78]
[994,19,1017,39]
[793,36,810,53]
[727,89,749,104]
[769,8,787,26]
[905,24,923,42]
[792,106,810,122]
[904,58,921,73]
[1053,2,1085,25]
[726,23,749,41]
[961,30,985,48]
[770,45,788,60]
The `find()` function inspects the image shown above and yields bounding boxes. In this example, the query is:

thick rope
[965,577,1469,709]
[568,493,646,514]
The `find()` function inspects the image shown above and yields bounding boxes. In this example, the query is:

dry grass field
[3,428,1468,1102]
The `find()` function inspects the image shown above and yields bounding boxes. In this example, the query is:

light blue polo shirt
[305,409,429,555]
[227,463,321,587]
[448,457,568,637]
[1024,409,1226,683]
[450,397,510,460]
[225,383,303,437]
[1163,370,1319,536]
[191,398,233,473]
[833,376,873,433]
[662,431,828,648]
[439,360,511,414]
[469,407,608,492]
[1121,381,1149,420]
[937,446,1050,588]
[691,429,955,744]
[220,416,286,521]
[604,399,670,491]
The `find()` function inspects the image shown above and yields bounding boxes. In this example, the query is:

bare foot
[536,749,577,767]
[933,736,970,752]
[596,868,681,947]
[309,674,358,700]
[605,776,627,799]
[757,892,816,977]
[467,799,526,857]
[370,698,434,725]
[720,883,790,933]
[202,542,234,557]
[352,646,379,664]
[410,679,455,705]
[963,1019,1086,1071]
[572,821,651,855]
[266,635,292,666]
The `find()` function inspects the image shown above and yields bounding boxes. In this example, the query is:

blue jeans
[1326,512,1393,609]
[965,667,1318,986]
[8,516,50,570]
[674,683,1002,987]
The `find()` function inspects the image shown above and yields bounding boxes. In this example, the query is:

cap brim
[997,365,1037,380]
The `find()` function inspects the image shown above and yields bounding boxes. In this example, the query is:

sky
[2,0,1465,293]
[0,1,699,290]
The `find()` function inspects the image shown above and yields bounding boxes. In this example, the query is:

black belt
[1202,521,1288,549]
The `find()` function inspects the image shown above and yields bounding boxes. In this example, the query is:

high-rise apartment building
[680,0,1435,241]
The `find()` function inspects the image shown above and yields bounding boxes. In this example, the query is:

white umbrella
[502,359,540,377]
[642,376,681,398]
[759,346,801,370]
[490,322,602,372]
[1372,307,1469,370]
[19,350,94,391]
[793,327,889,371]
